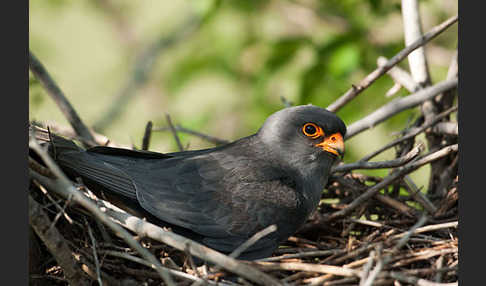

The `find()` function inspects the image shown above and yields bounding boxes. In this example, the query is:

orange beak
[315,132,344,157]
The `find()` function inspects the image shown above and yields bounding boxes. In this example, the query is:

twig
[390,221,458,240]
[229,224,277,259]
[345,78,458,139]
[165,113,184,151]
[332,143,423,173]
[29,51,97,147]
[377,56,419,93]
[141,121,153,150]
[101,250,227,285]
[86,221,103,286]
[253,261,360,277]
[359,106,457,162]
[403,176,438,214]
[326,15,457,112]
[29,195,91,285]
[153,125,229,145]
[325,144,458,221]
[432,122,458,136]
[401,0,431,87]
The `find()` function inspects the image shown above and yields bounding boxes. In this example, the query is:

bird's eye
[302,123,323,139]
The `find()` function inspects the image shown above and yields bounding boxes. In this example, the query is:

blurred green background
[29,0,457,190]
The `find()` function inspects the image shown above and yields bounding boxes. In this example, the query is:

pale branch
[401,0,431,87]
[432,122,458,136]
[229,224,277,259]
[345,78,457,139]
[359,105,457,162]
[326,15,457,112]
[29,51,97,147]
[29,134,177,286]
[325,144,458,221]
[377,56,419,93]
[332,143,423,173]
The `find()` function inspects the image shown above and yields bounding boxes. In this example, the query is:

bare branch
[359,105,457,162]
[332,143,423,173]
[377,56,419,93]
[29,51,97,147]
[326,15,457,112]
[154,125,229,145]
[165,113,184,151]
[401,0,431,86]
[345,78,457,139]
[325,144,458,221]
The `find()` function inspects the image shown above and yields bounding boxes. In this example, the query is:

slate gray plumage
[51,105,346,260]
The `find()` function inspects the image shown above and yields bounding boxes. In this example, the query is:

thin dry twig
[332,143,423,173]
[326,15,457,112]
[345,78,457,139]
[29,51,97,147]
[325,144,458,221]
[165,113,185,151]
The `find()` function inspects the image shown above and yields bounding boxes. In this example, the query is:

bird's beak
[315,133,345,158]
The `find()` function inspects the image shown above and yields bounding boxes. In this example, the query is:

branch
[332,143,423,173]
[345,78,457,139]
[153,125,229,145]
[326,15,457,112]
[377,56,419,93]
[325,144,458,221]
[29,51,97,147]
[359,105,457,162]
[401,0,431,86]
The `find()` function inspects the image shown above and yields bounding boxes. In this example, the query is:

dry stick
[389,221,458,240]
[257,249,345,263]
[29,195,91,286]
[29,51,97,148]
[326,15,457,113]
[29,136,177,286]
[96,199,282,286]
[332,143,423,173]
[165,114,184,151]
[254,261,360,277]
[93,17,201,132]
[86,222,103,286]
[345,78,457,139]
[401,0,431,87]
[325,144,458,222]
[377,56,419,93]
[153,125,230,145]
[230,224,277,259]
[101,251,228,286]
[432,122,458,136]
[403,175,438,214]
[141,121,153,150]
[360,106,457,162]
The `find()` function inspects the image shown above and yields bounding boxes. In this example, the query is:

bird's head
[257,105,346,177]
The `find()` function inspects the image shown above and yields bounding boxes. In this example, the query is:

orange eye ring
[302,123,324,139]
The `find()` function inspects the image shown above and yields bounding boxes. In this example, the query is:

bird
[47,104,346,260]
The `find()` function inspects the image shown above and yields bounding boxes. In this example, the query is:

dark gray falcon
[50,105,346,260]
